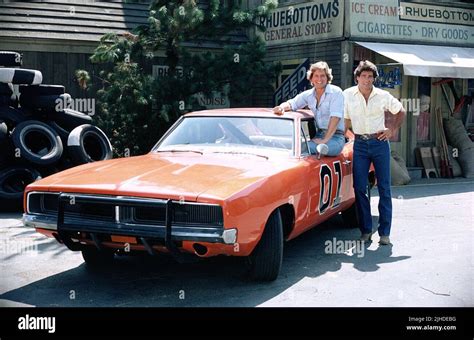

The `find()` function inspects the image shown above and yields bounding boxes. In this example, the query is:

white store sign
[257,0,344,46]
[349,0,474,45]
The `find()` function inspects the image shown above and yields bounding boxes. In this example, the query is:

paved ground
[0,178,472,307]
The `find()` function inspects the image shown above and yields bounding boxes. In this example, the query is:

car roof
[184,108,315,120]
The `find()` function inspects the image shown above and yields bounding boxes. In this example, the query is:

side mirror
[316,143,329,159]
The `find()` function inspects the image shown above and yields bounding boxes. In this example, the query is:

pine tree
[88,0,280,156]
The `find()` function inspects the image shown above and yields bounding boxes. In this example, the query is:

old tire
[47,120,70,145]
[68,124,112,165]
[20,93,71,110]
[0,83,13,96]
[247,209,283,281]
[0,166,41,205]
[0,68,42,85]
[0,120,8,141]
[0,51,22,67]
[0,106,27,127]
[82,247,115,267]
[51,108,92,130]
[19,84,65,97]
[0,94,15,106]
[12,120,63,165]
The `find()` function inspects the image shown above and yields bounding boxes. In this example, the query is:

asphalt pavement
[0,178,472,307]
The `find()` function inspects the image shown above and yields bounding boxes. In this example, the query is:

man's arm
[378,109,406,141]
[314,117,341,144]
[273,101,291,115]
[344,118,352,133]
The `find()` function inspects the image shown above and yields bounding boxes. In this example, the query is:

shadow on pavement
[0,215,410,307]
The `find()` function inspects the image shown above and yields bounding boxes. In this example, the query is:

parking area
[0,178,472,307]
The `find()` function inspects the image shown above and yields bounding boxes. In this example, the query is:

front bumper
[23,213,235,244]
[23,194,237,248]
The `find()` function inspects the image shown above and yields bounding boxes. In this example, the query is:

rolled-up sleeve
[387,93,403,114]
[343,91,350,119]
[330,91,344,119]
[287,91,308,111]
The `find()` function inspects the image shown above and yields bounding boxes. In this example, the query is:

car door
[300,118,353,228]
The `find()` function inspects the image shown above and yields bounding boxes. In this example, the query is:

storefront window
[417,77,431,142]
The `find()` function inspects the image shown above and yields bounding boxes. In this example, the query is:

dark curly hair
[354,60,379,83]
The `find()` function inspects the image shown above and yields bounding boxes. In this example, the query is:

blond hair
[306,61,333,84]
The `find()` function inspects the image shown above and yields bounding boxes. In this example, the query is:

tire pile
[0,51,113,211]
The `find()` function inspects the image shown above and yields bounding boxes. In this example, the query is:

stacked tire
[0,51,112,211]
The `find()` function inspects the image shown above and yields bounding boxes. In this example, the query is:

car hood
[28,152,299,201]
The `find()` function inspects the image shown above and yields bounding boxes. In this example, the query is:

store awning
[355,42,474,79]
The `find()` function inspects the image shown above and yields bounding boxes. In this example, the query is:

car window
[301,120,313,156]
[156,116,294,153]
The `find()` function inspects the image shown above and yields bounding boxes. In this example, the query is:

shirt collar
[354,85,379,98]
[324,84,335,94]
[311,84,334,96]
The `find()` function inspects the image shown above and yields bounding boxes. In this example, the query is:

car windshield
[154,116,294,155]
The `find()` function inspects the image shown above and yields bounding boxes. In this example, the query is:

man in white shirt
[343,60,405,245]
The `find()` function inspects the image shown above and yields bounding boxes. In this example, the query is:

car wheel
[341,202,359,228]
[247,209,283,281]
[81,247,115,267]
[11,120,63,165]
[0,51,22,67]
[68,124,112,165]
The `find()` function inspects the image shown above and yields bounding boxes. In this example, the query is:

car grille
[134,204,223,225]
[27,192,223,227]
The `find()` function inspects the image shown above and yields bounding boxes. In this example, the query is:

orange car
[23,108,374,281]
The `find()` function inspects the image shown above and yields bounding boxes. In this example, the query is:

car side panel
[287,142,355,240]
[217,163,310,256]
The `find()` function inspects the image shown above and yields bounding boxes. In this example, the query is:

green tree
[88,0,280,156]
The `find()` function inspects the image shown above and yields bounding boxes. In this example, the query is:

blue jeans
[353,138,392,236]
[308,132,345,156]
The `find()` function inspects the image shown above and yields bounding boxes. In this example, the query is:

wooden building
[0,0,150,98]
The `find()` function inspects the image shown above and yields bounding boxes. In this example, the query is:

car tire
[19,84,65,97]
[0,166,41,206]
[0,51,22,67]
[68,124,112,165]
[12,120,63,165]
[51,108,92,130]
[247,209,283,281]
[341,202,360,228]
[82,247,115,267]
[0,68,42,85]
